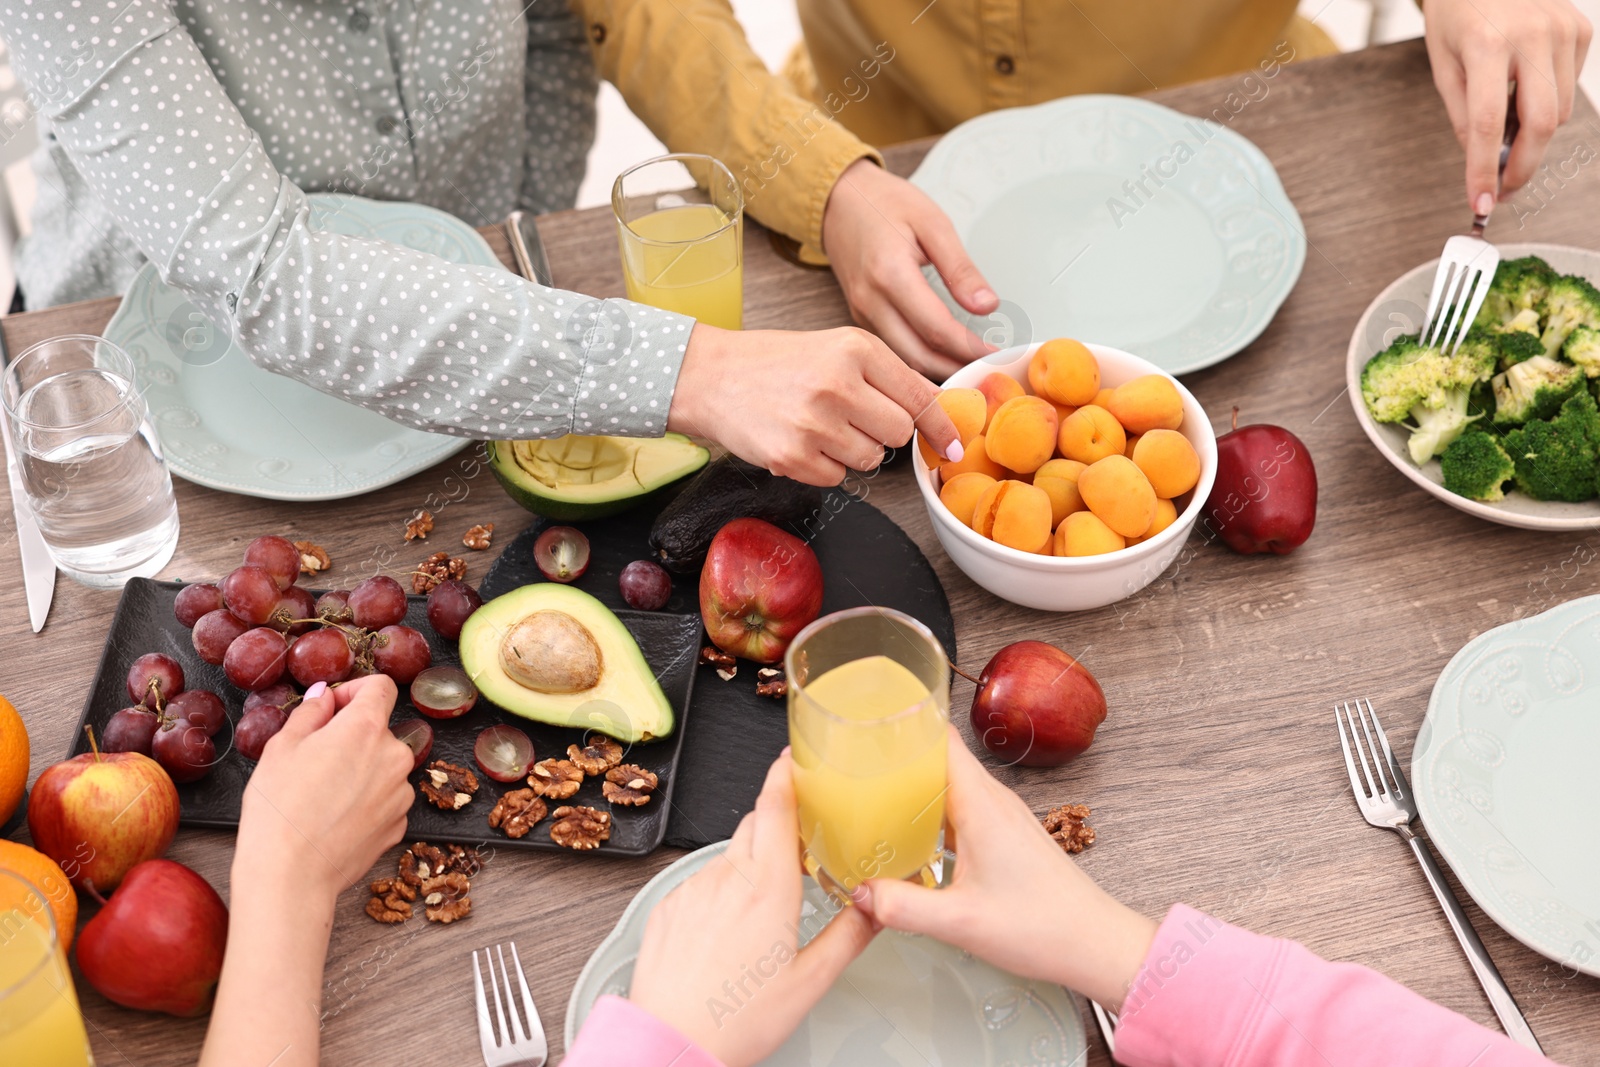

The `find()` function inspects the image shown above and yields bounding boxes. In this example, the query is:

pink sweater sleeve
[563,994,727,1067]
[1114,904,1556,1067]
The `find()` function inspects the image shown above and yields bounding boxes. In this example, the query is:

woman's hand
[820,159,999,380]
[629,755,877,1067]
[1425,0,1592,213]
[669,321,962,486]
[858,731,1157,1012]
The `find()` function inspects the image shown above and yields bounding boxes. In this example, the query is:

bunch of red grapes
[104,535,484,782]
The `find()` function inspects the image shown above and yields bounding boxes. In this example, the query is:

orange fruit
[1077,455,1158,539]
[1131,430,1201,499]
[1057,405,1127,466]
[0,840,78,951]
[1106,374,1184,434]
[984,396,1059,474]
[0,695,27,828]
[1054,512,1126,556]
[1027,339,1100,406]
[1130,498,1180,545]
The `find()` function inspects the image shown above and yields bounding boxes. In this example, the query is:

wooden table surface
[4,37,1599,1066]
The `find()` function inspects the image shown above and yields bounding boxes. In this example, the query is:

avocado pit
[500,610,603,694]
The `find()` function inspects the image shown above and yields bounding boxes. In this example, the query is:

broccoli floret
[1491,355,1586,425]
[1474,255,1557,329]
[1361,333,1497,423]
[1539,274,1600,357]
[1441,428,1516,501]
[1495,327,1545,369]
[1564,324,1600,378]
[1407,387,1480,464]
[1501,393,1600,502]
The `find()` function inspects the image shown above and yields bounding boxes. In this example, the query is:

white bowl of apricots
[913,339,1217,612]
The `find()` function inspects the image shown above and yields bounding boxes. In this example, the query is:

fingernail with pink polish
[1475,192,1495,217]
[305,681,329,701]
[942,439,964,464]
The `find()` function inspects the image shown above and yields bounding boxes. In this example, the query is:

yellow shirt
[572,1,1336,262]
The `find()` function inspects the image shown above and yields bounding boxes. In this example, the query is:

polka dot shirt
[5,0,692,440]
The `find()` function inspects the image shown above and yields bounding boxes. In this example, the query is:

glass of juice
[0,871,94,1067]
[612,154,744,329]
[786,607,950,901]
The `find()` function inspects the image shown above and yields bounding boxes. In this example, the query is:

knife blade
[0,323,56,633]
[505,210,553,287]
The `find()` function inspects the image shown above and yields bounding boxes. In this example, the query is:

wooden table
[4,37,1599,1066]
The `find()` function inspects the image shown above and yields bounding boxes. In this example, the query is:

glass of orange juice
[612,154,744,329]
[0,871,93,1067]
[786,607,950,901]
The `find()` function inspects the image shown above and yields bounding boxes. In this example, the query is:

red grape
[167,689,227,737]
[101,706,159,756]
[126,652,185,706]
[243,682,297,716]
[243,535,301,590]
[391,718,435,772]
[173,583,223,628]
[410,665,478,719]
[474,725,535,782]
[425,579,482,640]
[271,585,318,636]
[619,560,672,610]
[315,589,353,624]
[372,625,431,684]
[192,609,251,665]
[286,628,355,687]
[224,627,290,691]
[534,526,589,583]
[221,564,281,625]
[152,720,217,783]
[234,707,288,761]
[349,575,408,629]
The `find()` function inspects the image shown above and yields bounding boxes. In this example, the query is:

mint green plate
[910,95,1305,374]
[1414,595,1600,975]
[104,194,497,500]
[565,843,1087,1065]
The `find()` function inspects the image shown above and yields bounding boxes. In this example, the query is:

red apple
[28,740,179,894]
[1203,409,1317,555]
[969,641,1106,766]
[76,859,228,1017]
[699,518,824,664]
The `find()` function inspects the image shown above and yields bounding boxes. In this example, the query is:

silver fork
[1336,699,1541,1052]
[473,942,548,1067]
[1419,90,1519,354]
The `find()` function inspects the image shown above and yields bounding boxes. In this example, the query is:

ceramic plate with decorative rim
[565,843,1087,1065]
[1346,242,1600,532]
[104,194,499,500]
[909,95,1305,375]
[1413,595,1600,976]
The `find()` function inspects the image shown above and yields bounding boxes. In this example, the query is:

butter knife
[505,210,553,287]
[0,323,55,632]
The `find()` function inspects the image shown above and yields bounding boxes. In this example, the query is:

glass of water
[2,335,179,587]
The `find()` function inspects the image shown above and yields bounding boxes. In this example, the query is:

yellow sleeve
[570,0,880,263]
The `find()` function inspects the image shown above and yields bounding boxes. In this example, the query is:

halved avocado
[488,434,708,521]
[458,584,673,742]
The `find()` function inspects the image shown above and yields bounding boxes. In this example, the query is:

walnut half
[602,764,657,807]
[527,758,583,799]
[293,540,330,576]
[549,806,611,850]
[462,523,494,550]
[420,872,472,923]
[568,735,623,776]
[405,509,435,541]
[1041,804,1095,854]
[365,878,415,923]
[488,788,548,839]
[420,761,479,810]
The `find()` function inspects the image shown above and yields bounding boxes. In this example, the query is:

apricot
[977,373,1025,427]
[1129,498,1179,545]
[1093,387,1116,409]
[917,388,989,466]
[1131,429,1201,499]
[1124,432,1142,459]
[972,479,1054,553]
[1107,374,1184,434]
[984,395,1059,474]
[1032,458,1087,527]
[1057,404,1127,465]
[1027,338,1100,407]
[938,434,1008,481]
[1054,511,1126,557]
[1077,455,1158,538]
[939,472,999,529]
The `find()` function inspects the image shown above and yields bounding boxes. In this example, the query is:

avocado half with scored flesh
[458,584,673,743]
[488,434,708,521]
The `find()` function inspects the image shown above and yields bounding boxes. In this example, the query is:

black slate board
[69,578,701,857]
[480,491,957,850]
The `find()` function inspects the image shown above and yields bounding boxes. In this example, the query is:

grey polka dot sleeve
[3,0,691,440]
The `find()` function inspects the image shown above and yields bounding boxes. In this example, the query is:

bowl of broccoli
[1347,244,1600,531]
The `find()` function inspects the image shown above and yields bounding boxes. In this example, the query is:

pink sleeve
[563,994,728,1067]
[1114,904,1558,1067]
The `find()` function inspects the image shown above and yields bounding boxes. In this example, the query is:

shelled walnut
[405,509,434,540]
[602,764,657,807]
[399,841,449,887]
[462,523,494,550]
[293,540,330,576]
[488,788,548,839]
[1040,804,1095,854]
[568,735,623,776]
[420,761,478,810]
[548,806,612,850]
[420,872,472,923]
[527,758,583,799]
[364,878,415,923]
[755,667,787,698]
[699,646,735,670]
[412,551,467,593]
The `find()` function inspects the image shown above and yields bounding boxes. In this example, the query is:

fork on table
[473,942,548,1067]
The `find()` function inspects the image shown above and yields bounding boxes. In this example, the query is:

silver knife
[0,325,56,633]
[505,210,553,287]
